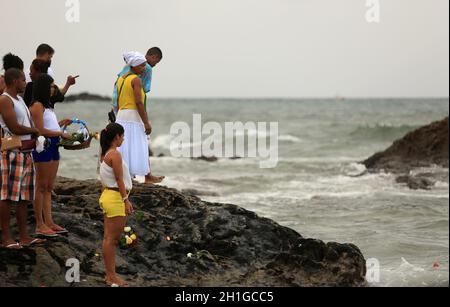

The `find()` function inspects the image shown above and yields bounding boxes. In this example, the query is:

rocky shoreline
[0,177,367,287]
[363,117,449,190]
[64,92,111,102]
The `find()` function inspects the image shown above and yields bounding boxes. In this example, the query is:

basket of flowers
[59,119,98,150]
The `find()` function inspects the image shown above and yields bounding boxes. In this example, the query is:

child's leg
[103,215,126,285]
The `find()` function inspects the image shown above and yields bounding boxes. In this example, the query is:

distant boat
[335,95,346,102]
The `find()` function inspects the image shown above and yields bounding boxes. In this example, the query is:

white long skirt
[116,110,150,177]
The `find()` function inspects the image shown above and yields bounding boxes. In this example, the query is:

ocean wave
[151,132,302,150]
[151,134,174,149]
[350,123,420,140]
[379,257,449,287]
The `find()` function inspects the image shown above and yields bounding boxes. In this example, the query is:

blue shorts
[32,137,61,163]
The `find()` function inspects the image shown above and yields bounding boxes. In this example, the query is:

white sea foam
[278,134,303,143]
[378,258,449,287]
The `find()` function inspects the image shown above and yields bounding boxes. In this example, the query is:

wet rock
[363,117,449,190]
[396,175,435,190]
[0,177,367,287]
[182,189,219,197]
[363,117,449,173]
[192,156,219,162]
[64,92,111,102]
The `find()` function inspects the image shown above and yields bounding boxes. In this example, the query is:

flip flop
[21,238,47,247]
[35,229,58,237]
[51,227,69,234]
[2,242,22,250]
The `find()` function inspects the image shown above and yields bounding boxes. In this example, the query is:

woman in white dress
[115,53,164,184]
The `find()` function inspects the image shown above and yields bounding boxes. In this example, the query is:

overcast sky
[0,0,448,98]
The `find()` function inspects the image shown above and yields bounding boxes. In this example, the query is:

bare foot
[144,175,165,184]
[105,276,128,287]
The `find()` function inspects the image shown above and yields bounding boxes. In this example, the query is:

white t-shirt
[25,66,56,83]
[43,108,61,132]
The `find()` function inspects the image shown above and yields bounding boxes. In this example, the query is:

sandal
[21,238,47,247]
[35,229,58,237]
[2,242,22,249]
[51,226,69,234]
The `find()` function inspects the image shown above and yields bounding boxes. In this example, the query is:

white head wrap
[123,51,146,67]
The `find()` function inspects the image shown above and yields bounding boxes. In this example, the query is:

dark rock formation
[363,117,449,190]
[363,117,449,173]
[396,175,434,190]
[191,156,242,162]
[64,92,111,102]
[0,177,367,287]
[192,156,219,162]
[181,189,220,197]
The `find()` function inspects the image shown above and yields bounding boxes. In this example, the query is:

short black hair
[32,73,54,108]
[146,47,163,59]
[3,53,24,71]
[31,59,50,74]
[4,68,24,86]
[36,43,55,57]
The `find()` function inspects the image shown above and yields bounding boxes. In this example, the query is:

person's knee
[46,183,55,193]
[36,183,47,194]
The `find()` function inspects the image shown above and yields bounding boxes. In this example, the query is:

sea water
[56,98,449,287]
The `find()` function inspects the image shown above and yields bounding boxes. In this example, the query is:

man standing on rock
[0,68,45,248]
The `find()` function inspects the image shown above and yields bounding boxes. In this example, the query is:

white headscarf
[123,51,146,67]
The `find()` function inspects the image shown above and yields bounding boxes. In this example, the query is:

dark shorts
[32,137,60,163]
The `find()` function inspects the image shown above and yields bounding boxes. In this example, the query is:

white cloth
[100,151,133,191]
[43,108,60,132]
[26,66,55,83]
[124,52,146,68]
[0,93,33,141]
[116,109,150,177]
[36,136,46,153]
[123,51,139,64]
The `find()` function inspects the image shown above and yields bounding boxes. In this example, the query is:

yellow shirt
[117,74,145,110]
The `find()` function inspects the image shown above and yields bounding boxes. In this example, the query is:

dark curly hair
[3,53,24,71]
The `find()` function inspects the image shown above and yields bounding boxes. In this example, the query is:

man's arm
[0,96,39,136]
[132,77,152,135]
[60,75,79,95]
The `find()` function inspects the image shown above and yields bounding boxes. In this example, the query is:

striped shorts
[1,151,35,202]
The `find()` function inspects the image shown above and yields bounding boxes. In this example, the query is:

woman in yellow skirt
[99,123,134,287]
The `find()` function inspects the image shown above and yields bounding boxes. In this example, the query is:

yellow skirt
[99,189,126,218]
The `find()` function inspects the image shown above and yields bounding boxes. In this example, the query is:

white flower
[73,141,81,145]
[124,227,132,233]
[187,253,193,258]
